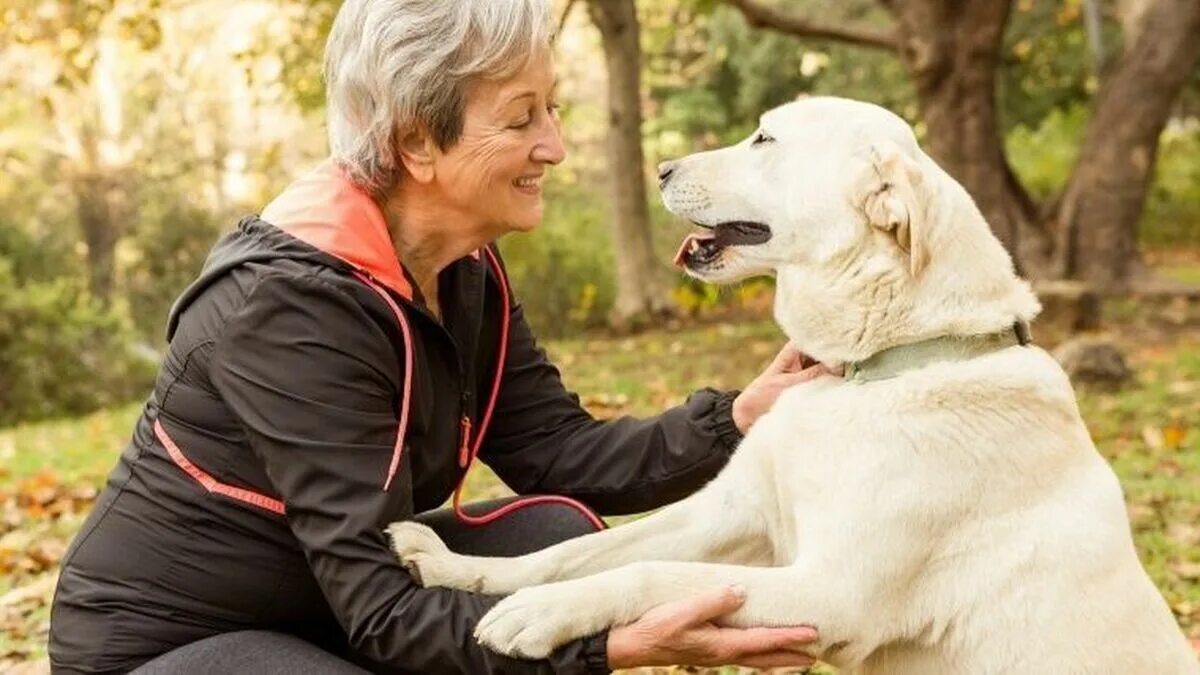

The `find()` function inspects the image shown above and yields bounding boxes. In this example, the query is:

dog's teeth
[689,239,700,253]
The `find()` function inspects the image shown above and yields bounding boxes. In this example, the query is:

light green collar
[844,321,1032,383]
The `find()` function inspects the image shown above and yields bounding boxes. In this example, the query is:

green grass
[1,404,142,486]
[1074,340,1200,628]
[1161,264,1200,286]
[1,319,1198,670]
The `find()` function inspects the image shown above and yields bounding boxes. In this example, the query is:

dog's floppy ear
[860,141,931,276]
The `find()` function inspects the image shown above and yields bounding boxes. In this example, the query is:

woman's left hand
[732,343,835,434]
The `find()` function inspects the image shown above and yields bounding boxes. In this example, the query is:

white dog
[389,97,1198,674]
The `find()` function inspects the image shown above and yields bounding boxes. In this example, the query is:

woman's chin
[505,210,544,234]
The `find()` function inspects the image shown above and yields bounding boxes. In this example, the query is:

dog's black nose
[657,161,676,187]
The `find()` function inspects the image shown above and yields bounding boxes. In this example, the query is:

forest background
[1,0,1198,670]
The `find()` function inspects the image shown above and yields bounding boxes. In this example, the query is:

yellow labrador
[389,97,1198,674]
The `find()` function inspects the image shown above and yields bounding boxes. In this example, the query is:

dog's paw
[475,584,610,659]
[386,521,473,589]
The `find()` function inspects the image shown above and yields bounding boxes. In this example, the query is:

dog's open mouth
[673,221,772,268]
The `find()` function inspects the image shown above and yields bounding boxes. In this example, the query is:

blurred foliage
[499,176,617,336]
[1007,104,1200,245]
[0,258,154,426]
[642,1,913,158]
[120,200,223,343]
[273,0,338,113]
[0,0,1199,423]
[997,0,1111,132]
[1145,120,1200,246]
[1006,104,1089,199]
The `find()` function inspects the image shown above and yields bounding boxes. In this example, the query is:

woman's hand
[732,343,835,434]
[606,586,819,670]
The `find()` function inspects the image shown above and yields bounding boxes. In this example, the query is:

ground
[1,307,1197,673]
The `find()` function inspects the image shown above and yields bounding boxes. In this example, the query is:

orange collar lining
[261,160,414,300]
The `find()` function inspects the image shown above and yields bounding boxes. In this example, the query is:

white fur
[389,97,1198,673]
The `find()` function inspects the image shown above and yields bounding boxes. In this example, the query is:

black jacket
[49,161,743,674]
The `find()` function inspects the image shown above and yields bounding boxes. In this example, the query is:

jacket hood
[166,160,413,339]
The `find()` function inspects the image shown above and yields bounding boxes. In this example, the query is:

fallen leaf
[1173,560,1200,581]
[1162,423,1186,450]
[0,575,57,608]
[1172,600,1196,618]
[1142,425,1164,450]
[1167,522,1200,546]
[0,435,13,463]
[1157,459,1183,477]
[1128,502,1157,531]
[25,540,66,571]
[0,658,52,674]
[1168,381,1199,396]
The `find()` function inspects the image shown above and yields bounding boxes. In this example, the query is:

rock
[1052,335,1132,389]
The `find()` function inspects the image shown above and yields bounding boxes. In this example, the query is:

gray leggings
[131,498,601,674]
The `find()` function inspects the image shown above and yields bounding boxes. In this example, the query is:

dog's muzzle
[674,221,772,269]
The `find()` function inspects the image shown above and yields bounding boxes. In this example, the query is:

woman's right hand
[605,585,819,669]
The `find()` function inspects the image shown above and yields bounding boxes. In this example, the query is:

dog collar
[844,320,1032,383]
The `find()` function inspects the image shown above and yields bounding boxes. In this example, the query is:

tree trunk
[73,171,124,304]
[728,0,1200,287]
[586,0,673,329]
[72,122,127,304]
[1050,0,1200,291]
[880,0,1049,274]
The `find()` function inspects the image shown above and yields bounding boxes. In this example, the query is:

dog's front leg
[473,560,840,661]
[389,451,775,594]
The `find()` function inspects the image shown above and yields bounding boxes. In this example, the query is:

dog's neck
[843,321,1031,381]
[774,171,1040,367]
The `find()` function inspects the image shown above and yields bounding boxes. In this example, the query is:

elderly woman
[48,1,819,673]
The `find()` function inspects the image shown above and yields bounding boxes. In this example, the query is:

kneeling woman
[48,0,817,672]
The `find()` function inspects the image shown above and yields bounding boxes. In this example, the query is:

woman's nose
[532,120,566,165]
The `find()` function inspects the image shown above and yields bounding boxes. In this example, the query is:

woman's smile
[513,173,543,196]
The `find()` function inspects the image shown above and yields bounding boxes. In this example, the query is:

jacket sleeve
[209,273,609,674]
[479,298,743,516]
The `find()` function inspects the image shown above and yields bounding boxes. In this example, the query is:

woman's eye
[751,130,775,146]
[511,102,561,129]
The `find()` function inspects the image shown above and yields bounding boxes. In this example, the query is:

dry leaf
[1141,425,1164,450]
[1128,502,1157,531]
[1167,522,1200,546]
[1167,381,1198,396]
[26,540,66,571]
[1162,423,1186,450]
[0,575,57,608]
[1171,560,1200,581]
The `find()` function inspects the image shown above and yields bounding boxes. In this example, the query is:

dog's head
[659,96,1039,362]
[661,96,933,283]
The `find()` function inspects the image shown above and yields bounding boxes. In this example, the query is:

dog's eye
[751,130,775,147]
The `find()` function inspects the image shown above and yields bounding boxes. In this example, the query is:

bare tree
[586,0,674,329]
[1052,0,1200,287]
[3,2,147,304]
[727,0,1200,291]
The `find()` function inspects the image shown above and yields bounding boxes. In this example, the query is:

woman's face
[431,51,565,235]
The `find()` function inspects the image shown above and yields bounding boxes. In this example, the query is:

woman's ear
[397,127,437,184]
[859,141,932,277]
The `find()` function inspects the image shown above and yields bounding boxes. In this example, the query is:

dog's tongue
[674,232,716,267]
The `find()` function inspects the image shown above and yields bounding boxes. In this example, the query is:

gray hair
[324,0,553,197]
